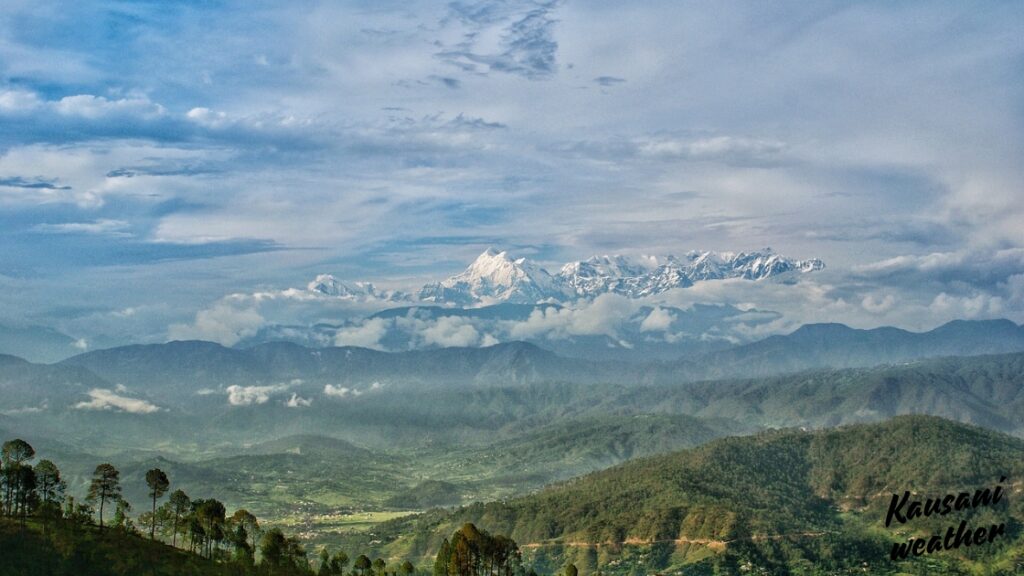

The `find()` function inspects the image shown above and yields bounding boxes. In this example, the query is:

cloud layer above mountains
[1,2,1023,352]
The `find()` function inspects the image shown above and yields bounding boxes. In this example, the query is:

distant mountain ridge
[4,327,1024,460]
[43,318,1024,388]
[38,318,1024,410]
[693,318,1024,379]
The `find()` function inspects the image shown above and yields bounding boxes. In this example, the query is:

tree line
[0,438,438,576]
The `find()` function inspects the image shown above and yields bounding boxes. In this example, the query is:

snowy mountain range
[417,248,824,305]
[308,248,824,306]
[307,274,409,302]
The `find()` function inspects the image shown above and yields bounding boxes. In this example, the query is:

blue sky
[1,1,1023,350]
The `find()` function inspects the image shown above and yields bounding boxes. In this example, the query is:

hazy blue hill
[5,346,1024,459]
[0,323,80,363]
[49,319,1024,405]
[59,340,265,396]
[0,352,30,366]
[687,319,1024,380]
[0,353,110,409]
[60,339,631,400]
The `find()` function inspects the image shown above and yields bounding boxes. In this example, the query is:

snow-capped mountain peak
[418,248,569,305]
[307,274,408,302]
[308,274,376,297]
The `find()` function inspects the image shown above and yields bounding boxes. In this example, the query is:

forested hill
[349,416,1024,574]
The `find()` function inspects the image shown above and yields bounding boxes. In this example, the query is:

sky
[1,1,1023,353]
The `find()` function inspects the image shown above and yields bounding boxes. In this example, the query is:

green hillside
[342,416,1024,575]
[0,519,235,576]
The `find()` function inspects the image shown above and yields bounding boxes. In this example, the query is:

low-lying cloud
[75,388,161,414]
[226,383,290,406]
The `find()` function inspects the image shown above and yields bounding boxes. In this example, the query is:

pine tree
[87,463,121,529]
[145,468,170,540]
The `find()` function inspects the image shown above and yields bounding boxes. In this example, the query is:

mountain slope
[351,416,1024,573]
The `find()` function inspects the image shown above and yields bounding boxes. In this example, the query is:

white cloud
[854,249,1024,285]
[323,381,384,399]
[861,293,897,314]
[226,383,290,406]
[0,89,42,113]
[506,293,638,340]
[639,306,675,332]
[168,302,264,346]
[419,316,482,347]
[2,2,1024,341]
[53,94,165,120]
[32,219,131,237]
[334,317,390,349]
[186,107,228,127]
[634,135,786,162]
[285,393,313,408]
[324,384,358,398]
[929,292,1003,319]
[75,388,161,414]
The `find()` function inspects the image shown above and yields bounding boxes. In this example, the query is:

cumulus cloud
[323,381,383,399]
[929,292,1004,319]
[323,384,356,398]
[506,293,637,340]
[54,94,166,120]
[419,316,483,347]
[226,383,293,406]
[861,293,897,314]
[285,393,313,408]
[639,306,675,332]
[168,302,264,346]
[334,317,390,349]
[75,388,161,414]
[0,89,43,113]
